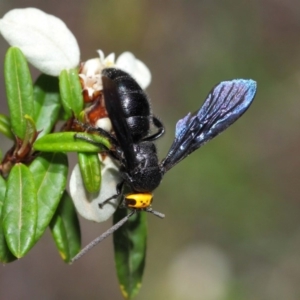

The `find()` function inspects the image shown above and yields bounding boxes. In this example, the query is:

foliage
[0,46,146,299]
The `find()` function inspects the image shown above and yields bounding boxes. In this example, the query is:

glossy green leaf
[2,163,37,257]
[59,68,83,118]
[0,176,16,263]
[15,115,37,160]
[29,152,68,241]
[50,191,81,263]
[4,47,34,139]
[33,74,61,138]
[58,106,71,121]
[33,132,111,152]
[113,209,148,300]
[78,152,101,193]
[23,115,37,144]
[0,114,13,139]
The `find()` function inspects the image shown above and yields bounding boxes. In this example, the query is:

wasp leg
[74,119,119,146]
[94,127,119,145]
[74,132,123,162]
[74,133,113,155]
[73,119,97,131]
[141,116,165,142]
[98,181,124,209]
[74,132,109,148]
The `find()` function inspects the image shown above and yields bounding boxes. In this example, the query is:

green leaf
[59,69,83,118]
[15,115,38,160]
[23,115,37,144]
[33,74,61,138]
[58,106,71,121]
[2,163,37,257]
[29,152,68,241]
[78,152,101,193]
[33,132,111,153]
[113,209,148,300]
[0,176,16,263]
[4,47,34,139]
[0,114,13,139]
[50,191,81,263]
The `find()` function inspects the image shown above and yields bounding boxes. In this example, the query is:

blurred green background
[1,1,300,299]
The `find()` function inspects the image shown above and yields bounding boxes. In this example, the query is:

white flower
[0,8,151,223]
[98,50,116,69]
[116,51,151,89]
[0,8,80,76]
[95,117,112,132]
[70,155,122,222]
[0,8,151,87]
[80,50,151,101]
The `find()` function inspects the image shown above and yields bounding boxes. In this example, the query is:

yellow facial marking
[125,192,153,209]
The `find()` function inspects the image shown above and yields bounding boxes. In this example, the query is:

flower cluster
[0,8,152,223]
[80,50,151,102]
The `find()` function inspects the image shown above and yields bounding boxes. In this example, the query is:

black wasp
[99,68,165,143]
[72,68,257,261]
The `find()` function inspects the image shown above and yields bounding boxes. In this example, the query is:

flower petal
[103,52,115,67]
[131,58,152,89]
[0,8,80,76]
[97,50,105,62]
[115,52,136,74]
[80,58,101,77]
[116,52,151,89]
[70,157,122,222]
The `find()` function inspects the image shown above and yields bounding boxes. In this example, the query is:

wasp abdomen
[102,68,151,141]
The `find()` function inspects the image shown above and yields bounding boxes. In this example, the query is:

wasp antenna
[70,210,135,263]
[146,207,165,219]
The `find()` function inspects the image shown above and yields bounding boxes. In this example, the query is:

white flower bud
[70,156,122,222]
[0,8,80,76]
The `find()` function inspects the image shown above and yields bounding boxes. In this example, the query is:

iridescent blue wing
[161,79,257,172]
